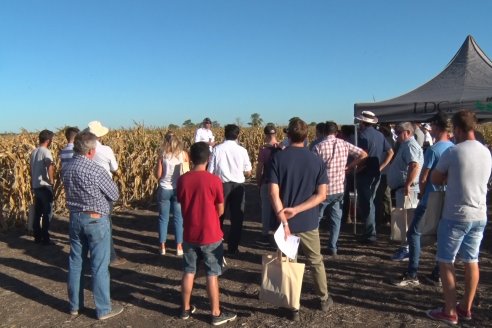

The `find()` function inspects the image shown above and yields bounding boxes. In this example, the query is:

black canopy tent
[354,35,492,123]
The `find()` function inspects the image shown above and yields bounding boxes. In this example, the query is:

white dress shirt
[93,140,118,176]
[194,127,215,143]
[208,140,252,183]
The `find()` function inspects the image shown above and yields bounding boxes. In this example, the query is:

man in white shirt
[194,117,215,150]
[208,124,252,255]
[87,120,126,266]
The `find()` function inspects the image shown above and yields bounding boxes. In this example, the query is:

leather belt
[82,211,102,219]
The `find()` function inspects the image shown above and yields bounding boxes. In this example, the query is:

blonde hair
[161,132,183,159]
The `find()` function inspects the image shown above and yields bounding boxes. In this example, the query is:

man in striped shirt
[60,127,80,169]
[313,121,367,256]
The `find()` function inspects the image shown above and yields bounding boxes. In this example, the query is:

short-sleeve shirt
[194,128,215,143]
[257,143,281,185]
[30,146,54,189]
[357,126,392,177]
[386,137,423,191]
[313,135,365,195]
[208,140,252,183]
[269,147,328,234]
[436,140,491,222]
[177,171,224,245]
[93,141,118,177]
[419,140,454,206]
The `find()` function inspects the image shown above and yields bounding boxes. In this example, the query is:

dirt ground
[1,183,491,328]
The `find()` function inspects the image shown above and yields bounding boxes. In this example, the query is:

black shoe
[211,310,237,326]
[358,236,376,244]
[180,305,196,320]
[391,272,420,287]
[255,235,270,246]
[320,296,334,311]
[288,310,300,321]
[424,272,442,287]
[226,249,240,257]
[327,249,337,257]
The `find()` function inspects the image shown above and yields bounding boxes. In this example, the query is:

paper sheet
[273,224,301,259]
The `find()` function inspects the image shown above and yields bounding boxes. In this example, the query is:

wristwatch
[282,221,289,227]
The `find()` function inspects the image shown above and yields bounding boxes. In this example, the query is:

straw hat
[355,111,379,124]
[87,121,109,137]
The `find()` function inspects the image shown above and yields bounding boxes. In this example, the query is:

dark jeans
[33,187,53,242]
[375,174,392,226]
[356,174,381,241]
[342,173,354,222]
[220,182,245,252]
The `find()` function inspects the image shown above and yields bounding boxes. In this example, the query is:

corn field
[3,123,490,231]
[0,125,304,231]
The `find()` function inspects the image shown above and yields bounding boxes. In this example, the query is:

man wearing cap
[355,111,394,243]
[392,113,453,287]
[255,124,280,245]
[386,122,423,261]
[86,121,125,266]
[208,124,252,255]
[195,117,215,150]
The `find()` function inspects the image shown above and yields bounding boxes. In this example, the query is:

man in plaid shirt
[313,121,367,256]
[61,130,123,321]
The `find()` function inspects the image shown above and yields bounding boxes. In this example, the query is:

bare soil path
[1,184,491,327]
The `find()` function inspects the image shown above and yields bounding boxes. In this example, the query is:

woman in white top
[155,132,189,255]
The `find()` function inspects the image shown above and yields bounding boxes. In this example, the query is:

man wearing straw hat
[86,120,126,266]
[354,111,394,243]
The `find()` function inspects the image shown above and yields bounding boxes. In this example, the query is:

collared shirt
[93,140,118,176]
[60,143,75,169]
[358,126,392,177]
[194,127,215,143]
[208,140,252,183]
[386,137,423,191]
[313,135,365,195]
[61,154,119,215]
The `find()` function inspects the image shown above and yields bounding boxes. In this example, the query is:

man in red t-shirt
[177,142,237,326]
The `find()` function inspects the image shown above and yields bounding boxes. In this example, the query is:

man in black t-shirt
[269,118,332,320]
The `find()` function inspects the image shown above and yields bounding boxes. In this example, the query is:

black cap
[203,117,212,124]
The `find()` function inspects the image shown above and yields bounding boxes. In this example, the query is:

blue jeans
[183,240,224,276]
[318,193,344,251]
[33,187,53,242]
[406,203,427,276]
[356,174,380,240]
[436,218,486,263]
[157,187,183,244]
[68,212,111,318]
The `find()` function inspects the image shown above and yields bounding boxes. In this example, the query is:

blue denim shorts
[436,218,486,263]
[183,240,223,276]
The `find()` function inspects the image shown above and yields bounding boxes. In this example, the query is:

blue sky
[1,1,491,133]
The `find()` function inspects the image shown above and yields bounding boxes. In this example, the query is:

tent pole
[353,123,358,235]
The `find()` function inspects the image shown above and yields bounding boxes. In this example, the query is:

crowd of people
[28,110,490,325]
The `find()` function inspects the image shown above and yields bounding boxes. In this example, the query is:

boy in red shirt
[177,142,237,326]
